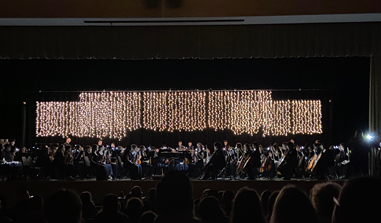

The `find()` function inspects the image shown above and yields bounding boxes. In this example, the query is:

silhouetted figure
[270,185,317,223]
[0,199,11,223]
[80,191,97,219]
[221,190,235,217]
[310,182,342,223]
[198,196,228,223]
[260,190,272,218]
[155,171,200,223]
[124,198,144,223]
[266,191,279,222]
[146,188,156,212]
[332,177,381,223]
[93,194,130,223]
[139,211,157,223]
[202,142,226,180]
[126,186,143,200]
[13,195,45,223]
[230,187,265,223]
[44,190,82,223]
[348,130,370,176]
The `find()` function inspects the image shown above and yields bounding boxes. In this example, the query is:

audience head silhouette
[267,191,279,221]
[125,197,144,222]
[198,196,228,223]
[45,190,82,223]
[310,182,342,222]
[138,211,157,223]
[231,187,265,223]
[221,190,235,216]
[261,190,272,217]
[270,185,317,223]
[102,194,121,212]
[155,171,195,221]
[332,177,381,223]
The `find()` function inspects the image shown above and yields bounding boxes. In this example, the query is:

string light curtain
[36,90,322,139]
[208,91,272,136]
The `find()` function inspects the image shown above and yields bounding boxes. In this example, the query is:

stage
[0,177,346,207]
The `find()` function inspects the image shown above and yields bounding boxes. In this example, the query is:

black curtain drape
[0,23,380,59]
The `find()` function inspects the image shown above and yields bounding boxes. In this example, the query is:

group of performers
[0,136,359,181]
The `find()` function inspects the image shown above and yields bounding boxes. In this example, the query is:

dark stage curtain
[0,23,380,59]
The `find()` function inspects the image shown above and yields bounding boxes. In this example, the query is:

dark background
[0,57,369,148]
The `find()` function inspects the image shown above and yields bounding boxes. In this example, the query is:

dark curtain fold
[0,23,380,59]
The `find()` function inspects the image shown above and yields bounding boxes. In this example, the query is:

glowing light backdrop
[36,90,322,139]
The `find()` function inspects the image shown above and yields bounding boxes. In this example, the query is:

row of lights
[36,91,322,139]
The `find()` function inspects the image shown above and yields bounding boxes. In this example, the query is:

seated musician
[140,145,153,180]
[188,146,199,178]
[226,147,238,180]
[175,141,189,171]
[156,145,170,175]
[150,146,161,175]
[130,144,142,179]
[0,143,22,179]
[64,146,77,180]
[262,149,275,179]
[201,142,226,180]
[195,143,205,177]
[93,141,114,181]
[245,142,261,180]
[108,142,119,180]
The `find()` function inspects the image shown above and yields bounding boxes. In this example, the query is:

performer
[175,141,189,171]
[348,129,370,176]
[0,143,22,179]
[201,142,226,180]
[187,142,195,151]
[95,141,114,180]
[234,143,243,160]
[176,141,185,151]
[334,143,350,179]
[244,142,261,180]
[130,144,142,179]
[108,142,119,180]
[140,145,153,179]
[277,141,298,180]
[195,143,205,177]
[226,147,238,180]
[223,140,230,152]
[63,137,72,150]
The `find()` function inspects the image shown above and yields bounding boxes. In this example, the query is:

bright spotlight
[366,134,373,140]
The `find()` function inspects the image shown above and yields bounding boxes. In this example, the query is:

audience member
[93,194,130,223]
[198,196,228,223]
[126,186,143,200]
[124,197,144,223]
[155,171,200,223]
[270,185,317,223]
[138,211,157,223]
[80,191,97,219]
[230,187,265,223]
[332,177,381,223]
[310,182,342,223]
[266,191,279,222]
[221,190,235,217]
[260,190,272,217]
[44,190,82,223]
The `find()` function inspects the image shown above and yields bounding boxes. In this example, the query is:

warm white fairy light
[291,100,323,135]
[271,100,292,136]
[208,90,273,136]
[143,92,168,131]
[36,90,323,139]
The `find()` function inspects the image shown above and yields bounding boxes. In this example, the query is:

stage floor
[0,177,346,207]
